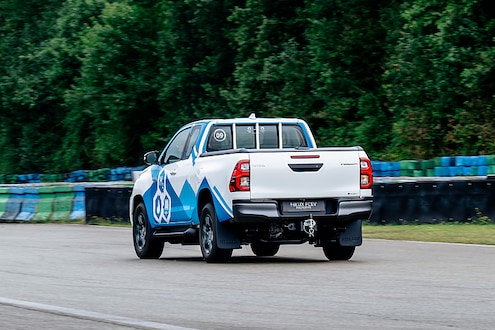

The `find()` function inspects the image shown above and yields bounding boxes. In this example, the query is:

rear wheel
[322,243,355,261]
[200,203,233,263]
[251,242,280,257]
[133,202,164,259]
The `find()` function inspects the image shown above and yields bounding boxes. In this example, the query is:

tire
[200,203,233,263]
[133,202,164,259]
[322,243,355,261]
[251,242,280,257]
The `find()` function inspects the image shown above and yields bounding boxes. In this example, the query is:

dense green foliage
[1,0,494,174]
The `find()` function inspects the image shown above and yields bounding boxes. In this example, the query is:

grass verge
[363,222,495,245]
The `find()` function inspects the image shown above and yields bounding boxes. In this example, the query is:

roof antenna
[248,113,256,120]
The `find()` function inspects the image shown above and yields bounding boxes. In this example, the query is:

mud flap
[338,220,363,246]
[216,220,241,249]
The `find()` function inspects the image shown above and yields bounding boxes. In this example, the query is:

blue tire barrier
[16,187,39,221]
[478,166,488,176]
[372,161,401,177]
[108,167,141,181]
[108,166,144,181]
[477,155,488,166]
[65,170,88,183]
[17,173,42,184]
[108,168,125,181]
[70,185,86,220]
[0,187,24,221]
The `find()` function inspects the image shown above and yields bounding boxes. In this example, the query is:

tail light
[230,159,250,192]
[360,157,373,189]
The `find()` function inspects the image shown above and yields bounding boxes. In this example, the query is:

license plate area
[281,200,325,213]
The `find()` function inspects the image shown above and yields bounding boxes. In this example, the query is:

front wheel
[322,243,355,261]
[133,202,164,259]
[200,203,233,263]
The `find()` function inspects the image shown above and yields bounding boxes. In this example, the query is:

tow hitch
[303,215,317,239]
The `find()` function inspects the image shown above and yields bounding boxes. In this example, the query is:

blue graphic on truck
[152,168,171,223]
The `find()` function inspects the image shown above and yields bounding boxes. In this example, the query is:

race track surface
[0,223,494,330]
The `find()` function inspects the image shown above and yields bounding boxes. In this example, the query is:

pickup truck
[129,114,373,262]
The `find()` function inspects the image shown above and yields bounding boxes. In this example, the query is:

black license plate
[282,200,325,213]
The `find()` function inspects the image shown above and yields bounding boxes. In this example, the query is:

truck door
[153,126,201,225]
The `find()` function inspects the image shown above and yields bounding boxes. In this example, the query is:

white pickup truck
[130,114,373,262]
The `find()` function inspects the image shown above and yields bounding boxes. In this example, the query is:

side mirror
[143,150,160,165]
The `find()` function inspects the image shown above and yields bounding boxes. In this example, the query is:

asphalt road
[0,223,494,330]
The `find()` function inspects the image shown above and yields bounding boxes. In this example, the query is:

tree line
[1,0,494,174]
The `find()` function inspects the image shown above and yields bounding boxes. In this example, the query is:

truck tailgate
[249,150,361,199]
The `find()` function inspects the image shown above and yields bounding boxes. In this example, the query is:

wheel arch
[197,188,213,221]
[197,188,240,250]
[130,194,145,224]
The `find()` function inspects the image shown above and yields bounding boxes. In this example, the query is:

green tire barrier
[32,186,55,221]
[40,174,64,183]
[87,168,110,182]
[399,160,419,176]
[398,160,436,177]
[399,160,420,170]
[0,187,9,215]
[50,186,75,221]
[0,174,18,184]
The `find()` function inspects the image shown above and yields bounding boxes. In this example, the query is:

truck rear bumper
[231,198,373,224]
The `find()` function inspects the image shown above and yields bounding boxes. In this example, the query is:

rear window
[206,123,307,151]
[236,125,255,149]
[260,125,279,149]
